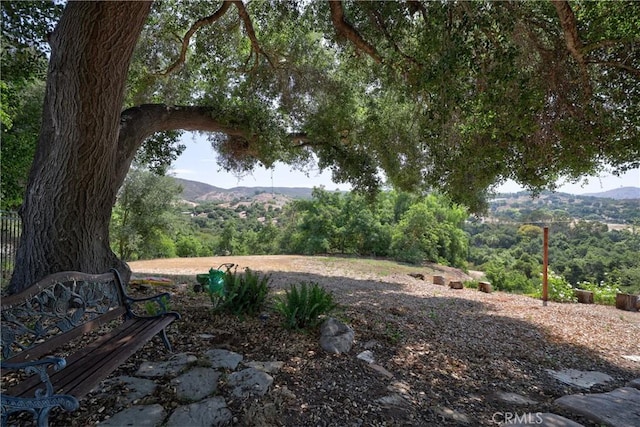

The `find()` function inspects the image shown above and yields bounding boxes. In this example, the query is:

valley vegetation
[110,169,640,298]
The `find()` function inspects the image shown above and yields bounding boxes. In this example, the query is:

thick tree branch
[157,1,233,76]
[370,9,419,68]
[329,1,383,64]
[118,104,310,162]
[585,60,640,77]
[120,104,253,149]
[232,0,274,69]
[551,0,592,98]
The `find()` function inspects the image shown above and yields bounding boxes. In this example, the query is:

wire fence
[1,211,21,286]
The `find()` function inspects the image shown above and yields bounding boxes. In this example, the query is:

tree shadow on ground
[127,268,638,426]
[264,270,637,425]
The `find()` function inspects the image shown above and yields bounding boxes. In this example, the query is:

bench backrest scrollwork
[1,271,128,363]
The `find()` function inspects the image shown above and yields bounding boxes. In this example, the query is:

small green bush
[485,263,536,294]
[463,279,479,289]
[214,268,271,317]
[535,272,576,303]
[577,281,620,305]
[274,281,337,330]
[144,295,171,316]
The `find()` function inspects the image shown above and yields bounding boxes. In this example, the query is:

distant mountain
[173,178,315,202]
[175,178,226,201]
[583,187,640,200]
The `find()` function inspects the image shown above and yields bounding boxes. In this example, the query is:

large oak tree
[8,0,639,293]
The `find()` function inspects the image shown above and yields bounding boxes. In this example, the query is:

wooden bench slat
[56,317,177,398]
[5,307,127,364]
[5,315,177,399]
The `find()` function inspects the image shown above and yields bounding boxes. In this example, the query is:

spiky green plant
[215,268,271,317]
[273,281,337,330]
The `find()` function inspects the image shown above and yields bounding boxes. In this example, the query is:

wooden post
[542,226,549,306]
[615,293,639,311]
[449,280,463,289]
[433,275,446,286]
[574,289,594,304]
[478,281,492,293]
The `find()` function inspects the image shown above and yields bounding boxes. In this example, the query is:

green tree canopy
[126,0,639,210]
[6,0,640,291]
[110,168,183,260]
[0,1,61,210]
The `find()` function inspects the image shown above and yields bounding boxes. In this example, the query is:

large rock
[227,367,273,397]
[98,404,166,427]
[171,367,221,401]
[492,391,538,406]
[546,368,613,389]
[319,317,355,354]
[555,387,640,427]
[205,349,243,370]
[165,397,232,427]
[136,353,198,378]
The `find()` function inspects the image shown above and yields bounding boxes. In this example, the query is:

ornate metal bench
[0,269,180,426]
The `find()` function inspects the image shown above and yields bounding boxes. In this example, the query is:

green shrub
[535,272,576,303]
[176,236,203,257]
[274,281,337,330]
[463,279,479,289]
[577,281,620,305]
[214,268,271,317]
[485,263,536,294]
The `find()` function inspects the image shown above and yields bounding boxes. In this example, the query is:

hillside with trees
[107,171,640,297]
[489,191,640,225]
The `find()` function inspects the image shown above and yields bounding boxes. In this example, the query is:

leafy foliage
[471,224,640,295]
[214,268,270,317]
[143,295,171,316]
[122,0,640,212]
[534,272,577,303]
[6,0,640,291]
[273,281,338,330]
[483,257,537,295]
[576,281,620,305]
[109,168,183,260]
[390,195,468,267]
[0,1,59,210]
[278,189,468,266]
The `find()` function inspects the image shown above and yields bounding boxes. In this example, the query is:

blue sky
[171,134,639,194]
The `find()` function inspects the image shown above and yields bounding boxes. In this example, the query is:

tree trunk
[9,2,152,293]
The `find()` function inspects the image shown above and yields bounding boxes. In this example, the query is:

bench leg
[159,328,173,352]
[1,394,79,427]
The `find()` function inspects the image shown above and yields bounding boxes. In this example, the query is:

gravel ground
[54,256,640,426]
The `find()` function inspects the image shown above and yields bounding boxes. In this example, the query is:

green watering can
[206,268,226,296]
[196,263,235,296]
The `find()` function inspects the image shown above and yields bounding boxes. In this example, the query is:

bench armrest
[123,291,176,318]
[1,357,80,426]
[110,268,178,319]
[2,356,66,395]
